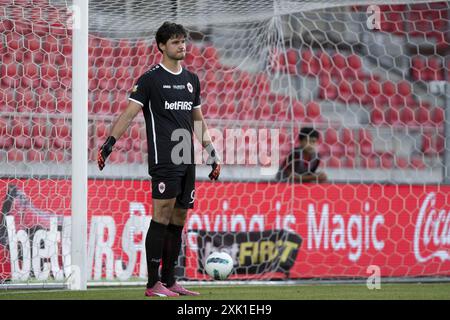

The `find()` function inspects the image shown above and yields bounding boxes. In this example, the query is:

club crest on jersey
[187,82,193,93]
[158,182,166,194]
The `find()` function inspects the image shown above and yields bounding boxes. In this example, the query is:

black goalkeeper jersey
[129,63,201,169]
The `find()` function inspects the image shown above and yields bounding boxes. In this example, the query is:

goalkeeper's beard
[168,51,186,61]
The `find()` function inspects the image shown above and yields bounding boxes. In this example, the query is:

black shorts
[149,164,196,209]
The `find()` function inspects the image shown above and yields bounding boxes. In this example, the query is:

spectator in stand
[276,127,327,183]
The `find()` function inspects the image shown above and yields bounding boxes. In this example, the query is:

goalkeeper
[97,22,221,297]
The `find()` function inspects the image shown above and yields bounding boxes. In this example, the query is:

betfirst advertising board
[0,179,449,282]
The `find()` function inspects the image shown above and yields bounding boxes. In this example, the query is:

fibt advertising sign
[0,179,449,282]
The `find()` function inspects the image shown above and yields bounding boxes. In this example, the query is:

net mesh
[0,0,449,286]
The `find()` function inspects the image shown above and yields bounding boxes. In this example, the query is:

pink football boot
[166,282,200,296]
[144,281,179,297]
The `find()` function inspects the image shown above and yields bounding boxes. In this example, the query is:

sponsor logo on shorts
[187,82,193,93]
[163,85,171,89]
[158,182,166,194]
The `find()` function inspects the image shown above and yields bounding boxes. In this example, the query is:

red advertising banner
[1,178,449,282]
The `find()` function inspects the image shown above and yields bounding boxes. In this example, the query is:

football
[204,252,234,280]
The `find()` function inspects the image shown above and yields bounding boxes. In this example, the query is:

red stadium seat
[431,107,444,126]
[352,80,366,103]
[347,54,362,70]
[422,132,437,155]
[47,150,66,162]
[395,156,409,169]
[428,57,444,80]
[338,80,352,103]
[331,53,347,77]
[7,149,25,162]
[360,155,377,169]
[275,49,298,74]
[300,50,320,76]
[382,81,396,97]
[318,51,332,74]
[255,104,273,120]
[38,90,56,112]
[127,151,143,164]
[28,7,42,20]
[411,56,426,81]
[42,35,58,53]
[115,39,132,57]
[11,117,32,149]
[31,118,48,149]
[323,128,344,158]
[0,90,15,112]
[16,89,36,113]
[318,74,338,100]
[6,31,22,51]
[292,100,305,120]
[0,117,13,149]
[400,107,415,126]
[380,8,405,35]
[32,20,50,36]
[51,119,71,149]
[203,45,220,69]
[371,106,385,125]
[359,128,374,156]
[385,108,401,126]
[415,106,431,126]
[109,151,126,164]
[380,153,394,169]
[221,102,236,120]
[27,149,45,162]
[367,79,381,102]
[397,81,412,97]
[24,34,40,51]
[341,128,356,156]
[410,156,426,170]
[325,156,341,168]
[305,101,321,120]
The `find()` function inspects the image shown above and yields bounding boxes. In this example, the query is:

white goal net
[0,0,449,288]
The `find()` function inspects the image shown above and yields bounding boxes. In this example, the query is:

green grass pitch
[0,283,449,300]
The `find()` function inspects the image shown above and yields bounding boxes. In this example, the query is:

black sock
[145,220,167,288]
[161,223,183,287]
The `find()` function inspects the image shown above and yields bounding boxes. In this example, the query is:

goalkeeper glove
[205,143,221,180]
[97,136,116,171]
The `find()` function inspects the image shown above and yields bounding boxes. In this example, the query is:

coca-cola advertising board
[0,178,449,282]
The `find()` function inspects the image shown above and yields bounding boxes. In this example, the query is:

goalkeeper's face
[300,137,318,153]
[163,36,186,61]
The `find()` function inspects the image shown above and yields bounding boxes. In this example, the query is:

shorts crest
[158,182,166,193]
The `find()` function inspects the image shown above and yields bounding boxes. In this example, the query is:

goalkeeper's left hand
[205,143,221,180]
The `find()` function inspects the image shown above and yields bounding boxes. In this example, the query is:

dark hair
[298,127,320,141]
[155,21,187,53]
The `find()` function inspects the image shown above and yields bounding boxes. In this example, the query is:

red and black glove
[205,143,221,180]
[97,136,116,171]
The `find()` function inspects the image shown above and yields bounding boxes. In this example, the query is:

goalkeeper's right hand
[97,136,116,171]
[205,143,221,180]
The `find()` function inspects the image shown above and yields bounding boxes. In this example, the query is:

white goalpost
[70,0,88,290]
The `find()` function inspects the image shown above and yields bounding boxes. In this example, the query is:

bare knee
[152,199,176,225]
[170,208,188,226]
